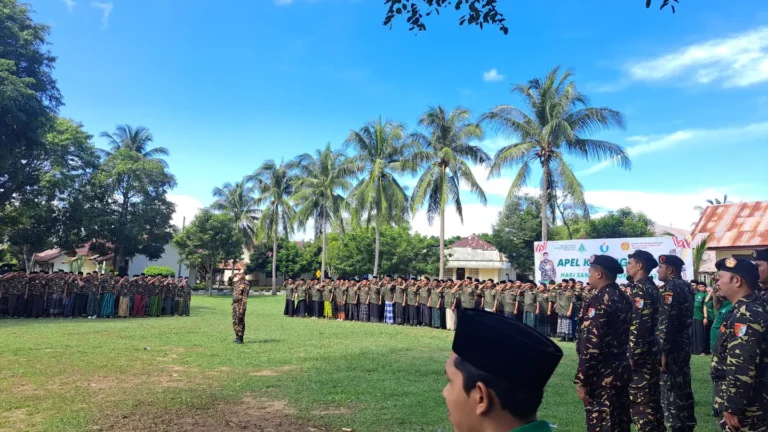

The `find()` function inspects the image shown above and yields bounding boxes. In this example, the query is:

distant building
[445,234,514,282]
[692,201,768,266]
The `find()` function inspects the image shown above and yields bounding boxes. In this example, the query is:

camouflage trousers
[232,301,247,338]
[584,362,632,432]
[629,359,664,432]
[661,351,696,428]
[718,415,768,431]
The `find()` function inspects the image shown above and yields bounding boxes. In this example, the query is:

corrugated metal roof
[448,234,498,251]
[691,201,768,249]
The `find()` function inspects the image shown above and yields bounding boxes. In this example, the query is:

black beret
[568,278,576,283]
[453,309,562,390]
[753,249,768,262]
[561,279,568,283]
[628,250,658,271]
[589,254,624,277]
[487,278,494,283]
[548,280,556,285]
[474,278,480,283]
[716,257,759,288]
[658,254,684,271]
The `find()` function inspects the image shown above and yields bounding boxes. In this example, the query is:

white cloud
[91,2,113,30]
[483,68,505,82]
[579,121,768,176]
[167,194,203,229]
[410,203,503,238]
[62,0,76,13]
[626,26,768,88]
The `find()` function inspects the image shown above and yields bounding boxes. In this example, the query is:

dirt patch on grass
[0,408,42,432]
[249,365,297,377]
[97,395,321,432]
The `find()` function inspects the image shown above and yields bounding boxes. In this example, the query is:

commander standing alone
[232,272,250,344]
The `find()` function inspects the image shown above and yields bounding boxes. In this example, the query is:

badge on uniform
[734,323,748,337]
[587,308,596,318]
[635,298,644,309]
[664,292,673,304]
[720,324,726,333]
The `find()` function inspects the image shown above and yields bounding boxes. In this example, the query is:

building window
[467,269,479,279]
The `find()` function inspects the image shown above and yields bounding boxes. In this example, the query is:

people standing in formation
[0,270,191,319]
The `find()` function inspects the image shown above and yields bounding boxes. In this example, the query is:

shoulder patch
[635,298,644,309]
[664,292,673,304]
[734,323,748,337]
[587,308,596,318]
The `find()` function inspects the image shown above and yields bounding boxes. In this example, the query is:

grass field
[0,295,720,431]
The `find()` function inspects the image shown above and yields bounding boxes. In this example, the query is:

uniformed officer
[753,249,768,297]
[626,250,664,431]
[231,272,250,344]
[711,257,768,431]
[574,254,632,431]
[656,254,696,432]
[444,308,563,432]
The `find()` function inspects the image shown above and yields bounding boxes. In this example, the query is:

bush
[143,265,175,277]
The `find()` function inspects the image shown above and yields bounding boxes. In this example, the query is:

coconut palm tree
[345,118,418,276]
[248,160,297,295]
[480,67,630,241]
[408,105,490,279]
[292,144,356,281]
[692,235,710,280]
[211,180,261,251]
[693,195,729,214]
[98,125,170,166]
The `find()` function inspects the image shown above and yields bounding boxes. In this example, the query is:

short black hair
[454,356,540,420]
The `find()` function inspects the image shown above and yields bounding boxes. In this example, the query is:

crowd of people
[0,270,193,319]
[280,275,600,338]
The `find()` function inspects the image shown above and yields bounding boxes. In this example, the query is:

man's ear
[473,381,493,416]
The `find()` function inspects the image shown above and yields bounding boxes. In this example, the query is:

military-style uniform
[574,255,632,432]
[628,275,664,431]
[231,277,250,343]
[657,276,696,430]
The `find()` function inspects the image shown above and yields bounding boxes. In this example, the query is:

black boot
[235,336,244,344]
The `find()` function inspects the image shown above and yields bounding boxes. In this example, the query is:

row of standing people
[0,270,192,319]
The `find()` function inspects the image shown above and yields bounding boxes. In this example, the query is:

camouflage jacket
[232,280,249,304]
[657,278,693,355]
[628,276,660,361]
[574,282,632,388]
[711,291,768,417]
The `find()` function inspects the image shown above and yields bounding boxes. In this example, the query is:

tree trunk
[321,212,327,281]
[206,266,213,297]
[439,207,445,279]
[540,161,551,241]
[271,234,278,296]
[373,222,380,277]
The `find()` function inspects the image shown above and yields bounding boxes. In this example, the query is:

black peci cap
[453,309,563,390]
[753,249,768,262]
[589,254,624,277]
[716,257,760,289]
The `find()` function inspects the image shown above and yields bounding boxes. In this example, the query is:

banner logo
[621,242,630,251]
[672,236,690,249]
[578,244,586,252]
[535,242,548,253]
[599,242,610,253]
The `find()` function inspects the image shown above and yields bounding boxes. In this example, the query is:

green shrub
[143,265,175,277]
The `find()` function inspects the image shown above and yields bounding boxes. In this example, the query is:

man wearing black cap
[753,249,768,298]
[625,250,664,432]
[574,254,632,431]
[656,254,696,432]
[711,257,768,431]
[444,309,562,432]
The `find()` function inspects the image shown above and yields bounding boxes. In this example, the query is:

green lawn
[0,296,719,431]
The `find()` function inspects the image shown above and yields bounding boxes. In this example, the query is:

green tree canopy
[173,209,242,294]
[489,195,542,278]
[585,208,655,239]
[98,125,170,167]
[211,180,260,251]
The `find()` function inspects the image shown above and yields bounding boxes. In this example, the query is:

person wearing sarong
[152,277,164,317]
[84,272,101,318]
[181,278,192,316]
[536,283,551,335]
[161,276,176,316]
[100,274,116,318]
[555,280,574,341]
[117,276,131,318]
[430,282,442,328]
[26,272,45,318]
[334,279,346,321]
[73,272,89,317]
[322,280,333,319]
[175,277,185,316]
[346,280,358,321]
[359,279,371,322]
[283,279,295,317]
[44,272,61,317]
[308,279,320,319]
[294,279,308,318]
[523,282,537,328]
[381,277,394,324]
[369,278,381,323]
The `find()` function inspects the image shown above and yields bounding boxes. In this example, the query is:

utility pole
[177,216,185,277]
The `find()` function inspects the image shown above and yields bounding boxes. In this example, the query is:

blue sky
[29,0,768,238]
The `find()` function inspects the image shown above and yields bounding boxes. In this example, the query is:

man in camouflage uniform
[231,272,250,344]
[574,255,632,432]
[711,257,768,431]
[656,254,696,432]
[753,249,768,298]
[625,250,664,431]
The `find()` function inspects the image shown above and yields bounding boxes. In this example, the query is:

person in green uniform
[405,278,418,326]
[443,309,562,432]
[294,279,308,318]
[692,281,708,355]
[523,282,537,328]
[394,277,406,325]
[333,278,346,321]
[283,278,294,317]
[444,280,459,330]
[459,279,476,323]
[346,279,358,321]
[501,282,516,320]
[701,282,714,355]
[369,277,382,323]
[535,283,550,335]
[555,281,574,341]
[482,279,497,313]
[358,279,371,322]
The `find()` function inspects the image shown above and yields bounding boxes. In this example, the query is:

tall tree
[249,160,296,295]
[173,209,242,295]
[85,149,176,274]
[0,0,63,208]
[693,194,729,214]
[98,125,169,166]
[211,180,260,251]
[481,67,630,241]
[409,106,489,279]
[292,144,355,281]
[585,208,654,239]
[345,118,416,276]
[490,195,542,278]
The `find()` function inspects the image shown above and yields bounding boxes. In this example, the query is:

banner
[533,236,693,284]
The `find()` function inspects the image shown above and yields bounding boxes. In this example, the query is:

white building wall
[128,244,191,278]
